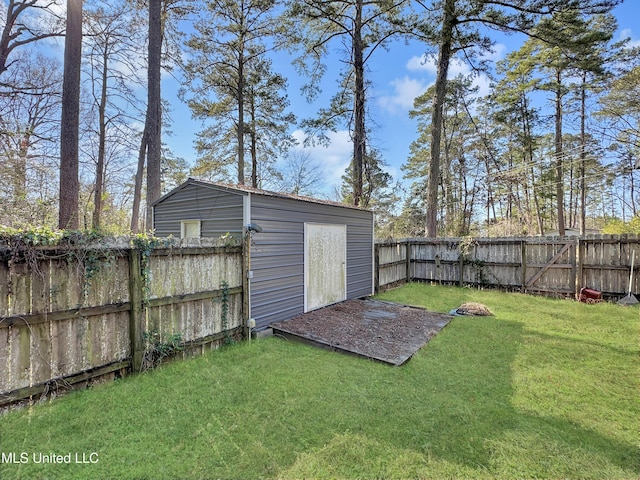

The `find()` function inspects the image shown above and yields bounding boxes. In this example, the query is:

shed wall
[153,184,244,238]
[249,195,373,329]
[153,180,374,331]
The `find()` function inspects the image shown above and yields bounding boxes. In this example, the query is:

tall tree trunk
[629,153,637,216]
[237,52,245,185]
[554,70,565,236]
[250,95,258,188]
[131,125,148,233]
[579,72,587,235]
[521,99,544,234]
[145,0,162,230]
[14,130,29,202]
[352,0,365,207]
[93,43,109,230]
[59,0,83,230]
[426,0,455,237]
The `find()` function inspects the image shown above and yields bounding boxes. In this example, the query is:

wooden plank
[9,325,31,391]
[411,258,522,268]
[0,360,130,407]
[151,246,242,256]
[0,262,9,317]
[146,287,242,308]
[9,262,31,315]
[0,327,9,392]
[526,242,573,288]
[31,258,50,314]
[0,303,130,329]
[405,242,411,282]
[30,320,52,386]
[521,241,527,293]
[181,326,243,351]
[129,249,144,373]
[374,245,380,293]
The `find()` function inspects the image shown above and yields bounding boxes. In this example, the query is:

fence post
[128,248,144,372]
[374,244,380,293]
[576,238,583,299]
[521,240,527,293]
[459,241,464,287]
[242,233,250,340]
[405,241,411,284]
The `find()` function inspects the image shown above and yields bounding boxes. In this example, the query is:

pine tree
[411,0,622,237]
[286,0,405,206]
[183,0,292,187]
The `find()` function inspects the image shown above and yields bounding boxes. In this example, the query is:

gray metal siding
[154,180,374,330]
[249,195,373,329]
[154,183,244,238]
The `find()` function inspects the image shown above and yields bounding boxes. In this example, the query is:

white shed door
[305,223,347,311]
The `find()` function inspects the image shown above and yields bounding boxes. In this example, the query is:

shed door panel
[305,224,347,311]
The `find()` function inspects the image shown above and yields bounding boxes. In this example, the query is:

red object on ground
[579,287,602,303]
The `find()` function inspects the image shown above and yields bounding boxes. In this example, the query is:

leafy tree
[597,62,640,220]
[507,10,618,235]
[602,216,640,235]
[491,44,545,234]
[340,147,393,209]
[245,57,296,187]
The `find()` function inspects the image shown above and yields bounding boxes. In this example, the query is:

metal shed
[152,178,374,330]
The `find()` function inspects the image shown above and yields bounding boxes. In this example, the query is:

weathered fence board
[376,235,640,299]
[376,241,407,287]
[0,239,244,407]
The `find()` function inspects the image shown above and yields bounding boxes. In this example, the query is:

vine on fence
[131,233,178,306]
[0,227,123,306]
[458,236,491,286]
[218,280,234,345]
[141,329,184,370]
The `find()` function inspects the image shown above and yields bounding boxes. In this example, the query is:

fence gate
[304,223,347,311]
[524,241,574,293]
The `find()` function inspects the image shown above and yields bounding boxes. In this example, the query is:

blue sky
[15,1,640,196]
[161,2,640,197]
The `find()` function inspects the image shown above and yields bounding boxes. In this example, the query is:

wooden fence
[4,233,637,406]
[375,235,640,299]
[0,238,244,407]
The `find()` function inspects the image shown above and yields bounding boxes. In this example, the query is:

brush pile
[451,302,493,316]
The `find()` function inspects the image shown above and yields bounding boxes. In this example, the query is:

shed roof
[153,178,371,212]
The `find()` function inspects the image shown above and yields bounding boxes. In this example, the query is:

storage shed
[152,178,374,330]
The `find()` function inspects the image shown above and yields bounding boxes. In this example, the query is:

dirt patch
[271,299,452,365]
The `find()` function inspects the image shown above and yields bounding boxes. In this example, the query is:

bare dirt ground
[271,299,452,365]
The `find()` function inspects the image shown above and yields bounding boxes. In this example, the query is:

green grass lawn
[1,283,638,479]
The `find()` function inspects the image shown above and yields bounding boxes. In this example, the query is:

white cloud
[406,43,506,75]
[406,53,437,74]
[407,54,477,78]
[291,129,352,194]
[377,76,430,113]
[480,43,507,62]
[471,75,492,98]
[400,45,505,101]
[619,28,640,48]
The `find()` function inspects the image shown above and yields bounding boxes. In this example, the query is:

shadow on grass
[280,314,639,479]
[0,296,636,479]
